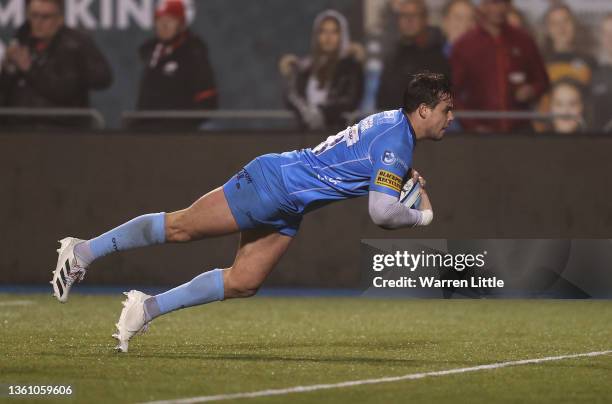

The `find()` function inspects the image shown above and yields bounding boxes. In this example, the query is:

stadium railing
[0,108,581,131]
[0,107,106,129]
[123,109,583,128]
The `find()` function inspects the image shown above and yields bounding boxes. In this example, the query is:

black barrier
[2,132,612,288]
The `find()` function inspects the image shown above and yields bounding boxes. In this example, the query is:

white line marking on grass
[0,300,33,307]
[140,350,612,404]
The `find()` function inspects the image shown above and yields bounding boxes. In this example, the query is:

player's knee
[165,211,193,243]
[232,285,260,298]
[228,279,261,298]
[225,269,262,298]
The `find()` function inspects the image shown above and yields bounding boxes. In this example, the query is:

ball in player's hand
[400,178,422,209]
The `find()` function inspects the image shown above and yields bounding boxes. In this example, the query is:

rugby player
[51,72,453,352]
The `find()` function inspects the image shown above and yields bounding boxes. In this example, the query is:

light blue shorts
[222,157,302,237]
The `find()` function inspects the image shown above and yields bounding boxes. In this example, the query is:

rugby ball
[400,178,421,209]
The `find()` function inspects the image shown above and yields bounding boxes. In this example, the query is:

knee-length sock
[144,268,225,321]
[74,213,166,266]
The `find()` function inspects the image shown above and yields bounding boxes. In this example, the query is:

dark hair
[27,0,65,13]
[402,72,452,113]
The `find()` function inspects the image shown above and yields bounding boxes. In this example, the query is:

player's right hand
[411,169,426,188]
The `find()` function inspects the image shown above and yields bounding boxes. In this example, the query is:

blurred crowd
[0,0,611,134]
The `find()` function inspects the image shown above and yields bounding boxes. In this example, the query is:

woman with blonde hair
[279,10,364,130]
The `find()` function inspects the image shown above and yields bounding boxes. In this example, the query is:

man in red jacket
[450,0,549,132]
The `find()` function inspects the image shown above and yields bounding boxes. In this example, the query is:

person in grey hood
[279,10,364,130]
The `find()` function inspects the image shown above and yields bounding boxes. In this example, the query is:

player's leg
[224,228,294,298]
[164,187,240,242]
[52,187,238,302]
[82,187,239,263]
[146,227,293,317]
[113,228,293,352]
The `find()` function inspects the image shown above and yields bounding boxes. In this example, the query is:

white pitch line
[140,350,612,404]
[0,300,33,307]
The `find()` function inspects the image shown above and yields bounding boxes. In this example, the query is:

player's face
[426,97,454,140]
[318,19,341,54]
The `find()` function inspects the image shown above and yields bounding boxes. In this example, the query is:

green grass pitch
[1,294,611,403]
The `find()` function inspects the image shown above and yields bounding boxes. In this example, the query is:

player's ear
[418,104,430,120]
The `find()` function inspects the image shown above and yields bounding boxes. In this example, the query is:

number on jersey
[312,124,360,155]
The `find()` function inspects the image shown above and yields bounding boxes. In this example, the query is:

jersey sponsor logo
[382,150,397,165]
[374,169,402,192]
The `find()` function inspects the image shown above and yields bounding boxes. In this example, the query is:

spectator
[590,14,612,132]
[441,0,476,58]
[451,0,549,133]
[376,0,450,110]
[279,9,364,130]
[541,4,595,86]
[549,79,586,134]
[534,4,595,132]
[136,0,218,129]
[506,5,530,32]
[0,0,112,125]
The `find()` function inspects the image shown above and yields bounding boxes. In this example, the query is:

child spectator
[279,10,364,130]
[549,79,586,134]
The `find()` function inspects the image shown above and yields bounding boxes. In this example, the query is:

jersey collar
[401,109,417,147]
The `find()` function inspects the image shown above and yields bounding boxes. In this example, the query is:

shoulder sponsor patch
[374,169,403,192]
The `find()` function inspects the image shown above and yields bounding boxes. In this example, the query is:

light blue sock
[80,213,166,265]
[148,268,225,319]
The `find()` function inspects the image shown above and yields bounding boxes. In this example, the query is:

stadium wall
[2,132,612,287]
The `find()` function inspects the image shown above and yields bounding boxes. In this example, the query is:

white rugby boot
[51,237,89,303]
[113,290,151,353]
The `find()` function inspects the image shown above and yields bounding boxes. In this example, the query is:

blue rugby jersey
[256,109,416,215]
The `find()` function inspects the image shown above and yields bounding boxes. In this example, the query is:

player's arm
[368,171,433,229]
[369,191,426,229]
[367,137,433,229]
